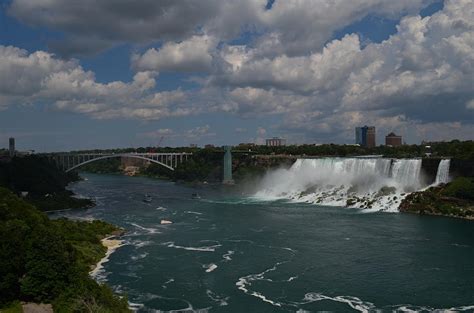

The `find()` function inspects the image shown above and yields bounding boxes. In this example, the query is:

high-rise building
[8,137,15,157]
[385,132,402,147]
[366,126,376,148]
[355,126,376,148]
[355,127,363,145]
[265,137,286,146]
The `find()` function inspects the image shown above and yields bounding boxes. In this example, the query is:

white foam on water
[89,237,125,282]
[390,304,474,312]
[161,278,175,289]
[235,261,288,308]
[206,290,229,307]
[287,275,298,282]
[133,240,153,248]
[132,293,211,313]
[302,293,376,312]
[130,252,148,261]
[128,301,144,312]
[300,293,474,312]
[130,222,160,234]
[156,206,167,211]
[222,250,235,261]
[185,211,203,215]
[254,158,425,212]
[162,241,221,252]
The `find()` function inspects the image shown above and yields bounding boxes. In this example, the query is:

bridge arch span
[65,154,175,172]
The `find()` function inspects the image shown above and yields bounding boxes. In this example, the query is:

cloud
[141,125,215,140]
[8,0,434,56]
[185,125,216,138]
[205,0,474,142]
[255,0,435,57]
[3,0,474,144]
[141,128,175,138]
[467,99,474,110]
[132,36,215,73]
[0,45,195,120]
[8,0,222,56]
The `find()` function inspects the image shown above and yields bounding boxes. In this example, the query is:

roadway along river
[50,173,474,312]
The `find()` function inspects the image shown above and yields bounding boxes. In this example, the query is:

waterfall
[390,159,422,191]
[435,159,451,185]
[254,157,424,212]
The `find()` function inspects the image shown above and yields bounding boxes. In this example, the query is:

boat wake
[162,241,222,252]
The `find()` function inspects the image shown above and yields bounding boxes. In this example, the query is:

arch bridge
[46,152,192,172]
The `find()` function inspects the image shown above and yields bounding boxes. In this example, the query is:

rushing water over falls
[435,159,451,185]
[50,173,474,313]
[254,158,424,212]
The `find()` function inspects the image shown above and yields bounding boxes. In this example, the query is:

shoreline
[89,236,125,278]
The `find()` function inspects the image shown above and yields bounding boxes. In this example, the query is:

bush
[0,188,129,311]
[442,177,474,200]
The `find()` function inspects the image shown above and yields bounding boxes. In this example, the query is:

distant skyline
[1,0,473,152]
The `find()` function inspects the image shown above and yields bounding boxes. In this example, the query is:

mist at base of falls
[254,158,432,212]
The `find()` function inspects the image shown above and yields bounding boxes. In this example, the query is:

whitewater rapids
[254,158,448,212]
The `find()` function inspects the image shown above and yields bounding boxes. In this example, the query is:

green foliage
[0,156,79,195]
[0,301,22,313]
[26,192,93,212]
[442,177,474,200]
[0,188,129,312]
[80,158,121,174]
[64,140,474,184]
[143,149,223,182]
[0,156,92,211]
[52,219,117,268]
[400,178,474,218]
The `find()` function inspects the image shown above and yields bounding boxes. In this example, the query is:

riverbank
[399,177,474,220]
[90,236,125,278]
[0,187,130,312]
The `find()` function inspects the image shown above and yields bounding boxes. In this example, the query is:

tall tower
[9,137,15,157]
[355,126,376,147]
[366,126,376,148]
[355,127,363,145]
[223,146,234,184]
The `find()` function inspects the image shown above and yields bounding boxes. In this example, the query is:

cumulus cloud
[3,0,474,144]
[0,45,194,120]
[8,0,434,56]
[141,125,215,141]
[207,0,474,141]
[8,0,221,56]
[132,36,215,73]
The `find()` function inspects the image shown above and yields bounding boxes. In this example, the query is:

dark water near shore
[50,173,474,312]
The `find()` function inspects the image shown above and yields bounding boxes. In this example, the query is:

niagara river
[50,171,474,312]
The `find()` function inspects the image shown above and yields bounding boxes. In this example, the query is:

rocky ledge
[399,177,474,220]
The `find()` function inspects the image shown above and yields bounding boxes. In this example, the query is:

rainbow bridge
[45,152,192,172]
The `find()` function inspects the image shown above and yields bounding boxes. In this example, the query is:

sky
[0,0,473,152]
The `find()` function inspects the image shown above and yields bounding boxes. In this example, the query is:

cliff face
[421,158,441,185]
[450,159,474,179]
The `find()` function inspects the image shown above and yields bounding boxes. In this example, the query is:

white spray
[254,158,424,212]
[434,159,451,185]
